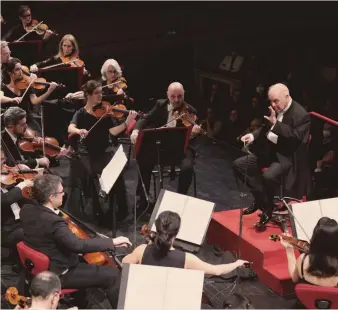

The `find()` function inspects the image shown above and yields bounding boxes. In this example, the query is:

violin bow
[15,21,44,42]
[41,58,80,70]
[20,78,36,101]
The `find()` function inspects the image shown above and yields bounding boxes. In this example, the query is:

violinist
[280,217,338,287]
[1,107,50,169]
[130,82,201,213]
[1,149,34,271]
[123,211,249,272]
[20,174,132,309]
[1,58,57,133]
[68,80,137,224]
[30,34,88,75]
[2,5,53,42]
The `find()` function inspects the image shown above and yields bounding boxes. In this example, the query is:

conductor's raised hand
[264,106,277,125]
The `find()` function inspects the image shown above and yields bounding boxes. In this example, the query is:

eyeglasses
[22,14,31,18]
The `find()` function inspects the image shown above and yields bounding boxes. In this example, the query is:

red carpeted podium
[207,210,299,295]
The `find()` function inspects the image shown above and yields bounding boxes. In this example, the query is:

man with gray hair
[233,83,310,227]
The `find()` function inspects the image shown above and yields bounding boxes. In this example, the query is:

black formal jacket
[1,187,23,226]
[252,100,311,198]
[135,99,197,130]
[1,130,37,169]
[20,203,115,275]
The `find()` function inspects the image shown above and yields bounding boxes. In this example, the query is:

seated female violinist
[30,34,88,75]
[2,5,54,42]
[1,58,58,133]
[67,80,137,224]
[64,58,128,103]
[280,217,338,287]
[123,211,249,275]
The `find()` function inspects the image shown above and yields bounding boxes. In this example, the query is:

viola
[104,77,127,93]
[15,75,65,91]
[18,128,77,159]
[25,19,58,37]
[269,234,310,253]
[92,101,144,119]
[5,286,30,308]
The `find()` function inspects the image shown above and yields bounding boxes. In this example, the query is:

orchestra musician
[19,174,132,309]
[1,58,58,133]
[1,107,50,169]
[2,5,53,42]
[67,80,137,224]
[233,83,311,227]
[130,82,201,212]
[280,217,338,287]
[123,210,249,273]
[30,34,88,75]
[1,149,34,270]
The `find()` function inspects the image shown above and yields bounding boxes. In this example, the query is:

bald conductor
[233,83,310,227]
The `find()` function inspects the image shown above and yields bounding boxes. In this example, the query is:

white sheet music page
[319,197,338,222]
[151,190,215,246]
[122,264,203,310]
[99,145,127,194]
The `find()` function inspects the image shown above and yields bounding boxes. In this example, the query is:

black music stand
[134,126,192,192]
[8,40,42,65]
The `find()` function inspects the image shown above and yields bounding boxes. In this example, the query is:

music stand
[134,126,192,191]
[148,189,215,253]
[98,145,128,237]
[118,264,204,310]
[8,40,42,65]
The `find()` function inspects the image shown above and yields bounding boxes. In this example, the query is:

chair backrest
[295,283,338,309]
[125,119,136,135]
[17,241,50,276]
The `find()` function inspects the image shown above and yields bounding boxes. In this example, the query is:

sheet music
[122,264,203,310]
[151,190,215,246]
[99,145,127,194]
[292,198,338,241]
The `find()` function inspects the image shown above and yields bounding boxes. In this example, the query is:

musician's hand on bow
[36,157,50,168]
[241,133,254,144]
[78,129,88,139]
[117,88,124,95]
[192,124,201,135]
[264,106,277,125]
[113,236,132,248]
[11,97,22,104]
[130,129,139,145]
[16,179,34,190]
[56,145,70,159]
[30,64,38,73]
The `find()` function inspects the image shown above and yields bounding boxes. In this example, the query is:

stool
[151,166,197,199]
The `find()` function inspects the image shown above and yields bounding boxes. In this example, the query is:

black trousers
[137,148,195,207]
[233,154,286,216]
[60,263,120,309]
[71,151,128,220]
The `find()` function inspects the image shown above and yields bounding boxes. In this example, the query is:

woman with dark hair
[68,80,137,224]
[123,211,248,274]
[281,217,338,286]
[1,57,57,133]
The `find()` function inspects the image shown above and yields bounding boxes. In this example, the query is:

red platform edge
[207,209,299,295]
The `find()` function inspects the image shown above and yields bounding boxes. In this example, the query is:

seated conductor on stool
[233,83,311,227]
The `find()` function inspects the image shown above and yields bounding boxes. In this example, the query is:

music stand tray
[148,189,215,253]
[134,126,192,166]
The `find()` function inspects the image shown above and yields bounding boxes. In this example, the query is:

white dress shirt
[1,187,21,220]
[267,99,292,144]
[166,103,177,128]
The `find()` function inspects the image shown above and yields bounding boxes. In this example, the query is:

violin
[269,234,310,253]
[92,101,144,119]
[105,77,127,93]
[60,56,84,68]
[15,75,65,91]
[18,128,76,159]
[5,286,30,308]
[25,19,58,37]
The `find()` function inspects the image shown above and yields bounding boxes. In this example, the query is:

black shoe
[243,202,259,215]
[254,212,272,227]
